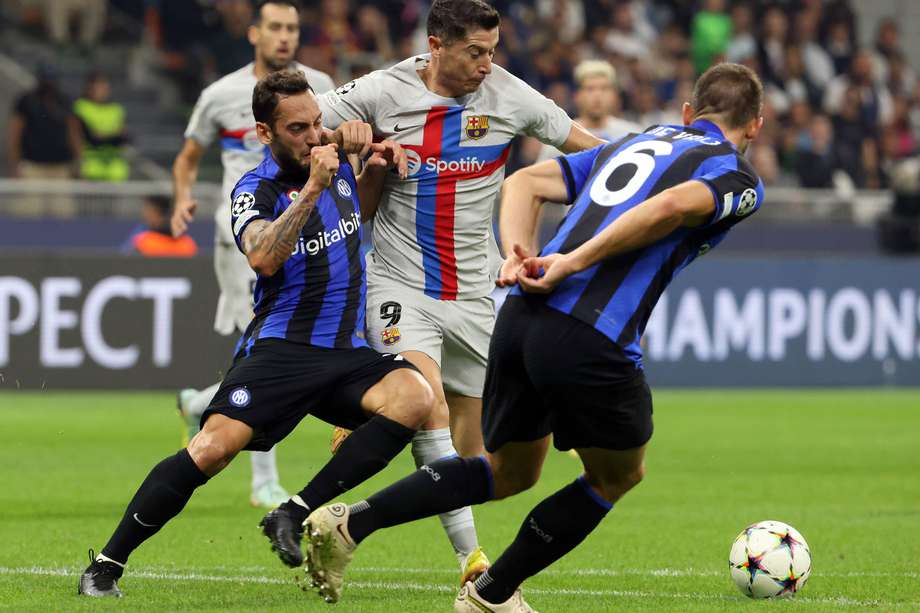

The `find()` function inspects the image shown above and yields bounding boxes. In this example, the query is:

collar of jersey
[688,119,726,140]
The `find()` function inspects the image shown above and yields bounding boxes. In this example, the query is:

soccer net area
[0,179,894,224]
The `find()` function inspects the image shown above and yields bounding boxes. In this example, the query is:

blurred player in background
[169,0,335,508]
[303,62,766,612]
[317,0,605,582]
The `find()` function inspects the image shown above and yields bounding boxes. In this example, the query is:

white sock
[251,447,281,492]
[411,428,479,562]
[186,382,221,420]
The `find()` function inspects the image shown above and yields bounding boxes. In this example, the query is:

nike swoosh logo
[336,523,354,546]
[393,123,418,133]
[133,513,157,528]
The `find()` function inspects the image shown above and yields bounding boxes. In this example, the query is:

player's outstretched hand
[365,140,408,179]
[171,197,197,238]
[333,120,373,158]
[496,243,530,287]
[516,246,575,294]
[307,143,340,191]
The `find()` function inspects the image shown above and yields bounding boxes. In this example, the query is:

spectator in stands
[725,3,755,64]
[45,0,107,50]
[123,195,197,257]
[757,6,788,87]
[690,0,731,75]
[354,4,394,63]
[210,0,255,77]
[824,48,894,129]
[7,62,82,216]
[792,9,834,90]
[795,113,837,188]
[73,72,129,182]
[832,85,882,188]
[824,18,855,76]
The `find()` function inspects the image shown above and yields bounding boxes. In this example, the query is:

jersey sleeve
[554,145,606,203]
[184,86,218,148]
[231,176,277,253]
[516,81,574,147]
[316,72,381,130]
[305,69,336,95]
[695,161,764,227]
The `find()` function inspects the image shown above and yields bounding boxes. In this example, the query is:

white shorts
[213,240,256,335]
[365,269,495,398]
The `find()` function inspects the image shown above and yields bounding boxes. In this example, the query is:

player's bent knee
[187,431,243,476]
[491,464,541,500]
[379,369,436,429]
[586,463,646,503]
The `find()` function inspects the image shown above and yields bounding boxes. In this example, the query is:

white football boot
[302,503,357,603]
[454,581,538,613]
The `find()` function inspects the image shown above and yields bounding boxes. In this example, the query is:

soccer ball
[729,520,811,598]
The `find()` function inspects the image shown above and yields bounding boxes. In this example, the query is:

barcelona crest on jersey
[465,115,490,139]
[381,327,401,346]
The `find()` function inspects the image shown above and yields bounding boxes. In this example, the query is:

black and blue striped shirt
[230,154,366,352]
[513,119,764,369]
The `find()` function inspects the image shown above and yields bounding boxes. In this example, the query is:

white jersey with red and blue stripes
[183,62,335,245]
[318,55,573,300]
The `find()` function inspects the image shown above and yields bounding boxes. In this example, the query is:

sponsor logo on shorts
[232,192,255,215]
[381,326,401,346]
[465,115,490,139]
[229,387,251,407]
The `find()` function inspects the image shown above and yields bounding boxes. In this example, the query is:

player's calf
[576,446,647,504]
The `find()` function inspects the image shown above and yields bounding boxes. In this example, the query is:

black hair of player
[252,69,313,130]
[253,0,300,25]
[145,195,171,215]
[690,63,763,129]
[427,0,500,45]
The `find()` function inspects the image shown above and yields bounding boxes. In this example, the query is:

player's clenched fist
[333,120,374,158]
[307,143,340,191]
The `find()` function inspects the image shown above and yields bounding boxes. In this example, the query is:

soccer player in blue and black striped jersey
[79,70,436,598]
[300,63,766,611]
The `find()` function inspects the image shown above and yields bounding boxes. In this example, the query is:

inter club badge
[465,115,489,139]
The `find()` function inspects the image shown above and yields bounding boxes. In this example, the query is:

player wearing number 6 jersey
[301,63,766,612]
[317,0,605,579]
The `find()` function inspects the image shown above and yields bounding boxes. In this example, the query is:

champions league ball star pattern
[729,520,812,599]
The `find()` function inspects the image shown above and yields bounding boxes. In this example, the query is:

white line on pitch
[0,566,912,609]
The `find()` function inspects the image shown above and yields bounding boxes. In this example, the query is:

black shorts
[203,339,418,451]
[482,296,653,453]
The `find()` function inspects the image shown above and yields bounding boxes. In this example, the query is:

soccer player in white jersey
[317,0,605,581]
[169,0,335,509]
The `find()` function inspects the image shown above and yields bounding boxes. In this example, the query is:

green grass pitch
[0,390,918,611]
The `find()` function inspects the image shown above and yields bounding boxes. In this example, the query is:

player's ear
[681,102,694,126]
[256,121,273,145]
[745,116,764,140]
[248,23,260,46]
[428,35,442,57]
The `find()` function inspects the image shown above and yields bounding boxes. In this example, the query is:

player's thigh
[486,436,553,500]
[400,350,449,429]
[319,347,433,430]
[204,340,331,451]
[481,297,552,457]
[575,444,648,503]
[521,305,654,453]
[440,295,494,398]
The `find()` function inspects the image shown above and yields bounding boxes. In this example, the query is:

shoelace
[86,549,120,583]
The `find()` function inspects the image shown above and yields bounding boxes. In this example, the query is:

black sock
[279,415,415,524]
[475,476,612,604]
[347,455,493,544]
[101,449,209,565]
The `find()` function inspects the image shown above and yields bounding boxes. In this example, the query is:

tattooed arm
[240,143,340,277]
[240,187,322,276]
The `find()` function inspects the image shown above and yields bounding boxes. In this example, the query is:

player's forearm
[245,187,322,276]
[567,192,684,272]
[498,172,543,256]
[356,166,386,222]
[172,154,199,201]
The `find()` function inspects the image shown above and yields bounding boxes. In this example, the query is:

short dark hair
[254,0,300,24]
[252,70,312,128]
[145,195,171,215]
[427,0,500,44]
[690,63,763,129]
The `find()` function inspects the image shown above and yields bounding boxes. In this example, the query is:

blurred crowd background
[1,0,919,252]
